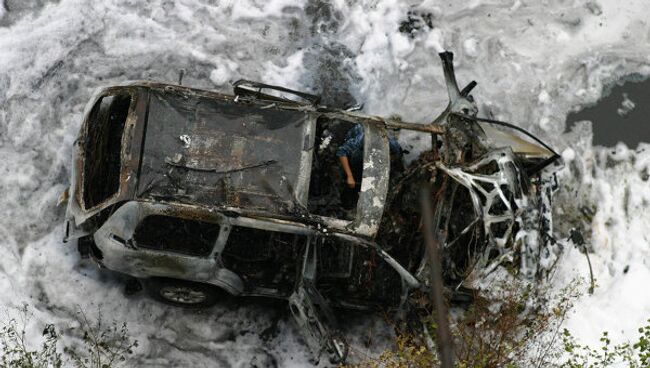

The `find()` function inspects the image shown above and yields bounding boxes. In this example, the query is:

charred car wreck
[63,52,560,363]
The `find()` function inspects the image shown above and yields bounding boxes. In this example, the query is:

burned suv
[63,52,559,363]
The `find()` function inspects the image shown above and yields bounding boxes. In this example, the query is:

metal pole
[420,186,455,368]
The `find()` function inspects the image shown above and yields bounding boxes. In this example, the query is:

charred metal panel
[353,123,390,237]
[438,148,521,251]
[137,89,311,213]
[94,201,246,295]
[65,87,148,235]
[289,239,349,363]
[82,93,131,208]
[295,115,316,206]
[92,200,421,301]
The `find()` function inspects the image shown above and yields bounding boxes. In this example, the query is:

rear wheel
[145,278,222,308]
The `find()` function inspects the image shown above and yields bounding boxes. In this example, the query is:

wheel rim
[159,285,207,304]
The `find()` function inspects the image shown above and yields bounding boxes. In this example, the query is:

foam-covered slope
[1,0,649,365]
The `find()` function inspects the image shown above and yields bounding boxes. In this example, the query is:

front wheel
[145,278,222,308]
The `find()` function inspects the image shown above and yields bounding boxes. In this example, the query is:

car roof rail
[232,80,321,106]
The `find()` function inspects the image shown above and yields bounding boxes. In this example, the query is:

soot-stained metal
[63,52,561,364]
[138,89,310,212]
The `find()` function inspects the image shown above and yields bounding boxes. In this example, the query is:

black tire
[145,278,222,308]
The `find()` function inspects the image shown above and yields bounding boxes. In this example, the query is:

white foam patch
[262,50,306,92]
[617,92,636,116]
[552,142,650,347]
[231,0,306,20]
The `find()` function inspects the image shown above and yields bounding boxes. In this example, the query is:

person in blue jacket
[336,124,402,208]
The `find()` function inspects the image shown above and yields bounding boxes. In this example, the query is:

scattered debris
[617,92,636,117]
[399,10,434,38]
[179,134,191,148]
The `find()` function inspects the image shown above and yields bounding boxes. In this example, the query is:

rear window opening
[82,93,131,209]
[133,215,220,257]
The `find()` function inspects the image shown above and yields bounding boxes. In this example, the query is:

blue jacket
[336,125,401,172]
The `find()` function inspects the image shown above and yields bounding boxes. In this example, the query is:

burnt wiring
[451,112,562,174]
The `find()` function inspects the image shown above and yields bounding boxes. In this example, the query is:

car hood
[478,122,554,159]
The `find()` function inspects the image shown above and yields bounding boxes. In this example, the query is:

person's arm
[339,156,356,188]
[337,125,363,188]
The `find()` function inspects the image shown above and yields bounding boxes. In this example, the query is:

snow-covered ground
[0,0,649,366]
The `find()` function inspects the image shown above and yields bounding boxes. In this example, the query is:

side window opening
[133,215,220,257]
[221,226,306,291]
[82,93,131,209]
[316,237,403,305]
[308,117,361,219]
[318,237,354,280]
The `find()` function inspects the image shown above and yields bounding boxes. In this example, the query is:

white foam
[617,92,636,116]
[1,0,650,365]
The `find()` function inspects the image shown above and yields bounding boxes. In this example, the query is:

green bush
[342,280,581,368]
[0,305,63,368]
[64,308,138,368]
[0,305,137,368]
[342,280,650,368]
[560,321,650,368]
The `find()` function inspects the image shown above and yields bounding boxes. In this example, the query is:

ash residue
[399,10,434,39]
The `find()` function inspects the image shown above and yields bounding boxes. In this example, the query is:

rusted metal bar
[420,186,455,368]
[164,157,277,173]
[320,110,446,134]
[439,51,462,103]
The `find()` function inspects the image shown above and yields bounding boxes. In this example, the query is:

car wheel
[146,278,221,308]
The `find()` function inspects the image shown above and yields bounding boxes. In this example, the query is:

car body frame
[62,52,559,363]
